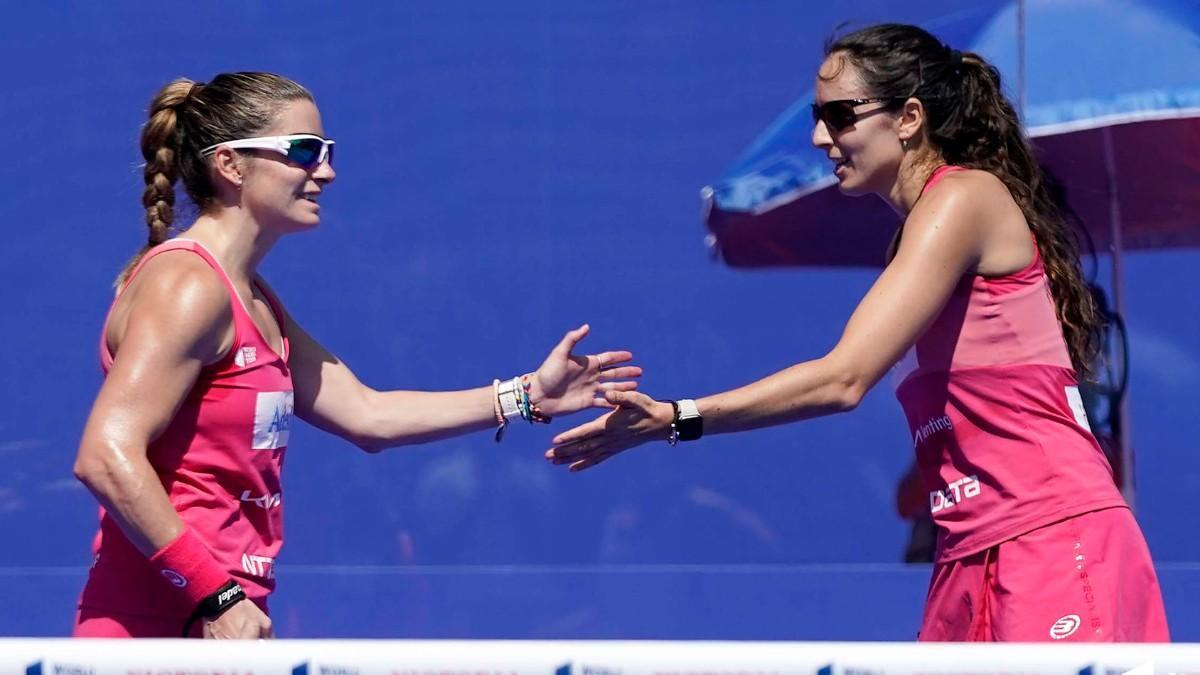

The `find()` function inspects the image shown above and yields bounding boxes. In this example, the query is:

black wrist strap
[181,579,246,637]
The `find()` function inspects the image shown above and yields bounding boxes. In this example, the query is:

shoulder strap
[99,239,244,371]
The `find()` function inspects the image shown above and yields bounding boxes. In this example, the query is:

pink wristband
[148,527,231,607]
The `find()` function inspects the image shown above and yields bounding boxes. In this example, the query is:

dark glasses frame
[811,97,905,132]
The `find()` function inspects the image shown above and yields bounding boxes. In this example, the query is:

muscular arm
[282,301,637,452]
[285,313,496,451]
[73,253,232,555]
[549,171,1023,469]
[699,177,983,433]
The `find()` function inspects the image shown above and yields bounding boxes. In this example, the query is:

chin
[836,179,872,197]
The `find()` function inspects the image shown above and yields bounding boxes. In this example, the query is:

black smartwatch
[668,399,703,445]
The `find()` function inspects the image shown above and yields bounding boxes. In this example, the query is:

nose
[313,158,336,184]
[811,118,833,151]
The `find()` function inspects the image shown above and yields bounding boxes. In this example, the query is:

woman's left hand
[531,324,642,417]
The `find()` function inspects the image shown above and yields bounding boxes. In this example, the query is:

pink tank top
[79,239,292,618]
[894,166,1125,562]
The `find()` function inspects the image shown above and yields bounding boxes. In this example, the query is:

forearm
[74,442,184,556]
[697,356,863,436]
[352,384,501,450]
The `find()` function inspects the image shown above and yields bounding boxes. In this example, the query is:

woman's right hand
[203,600,274,639]
[544,390,675,471]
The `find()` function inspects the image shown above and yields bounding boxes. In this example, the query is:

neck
[180,207,280,284]
[883,151,946,215]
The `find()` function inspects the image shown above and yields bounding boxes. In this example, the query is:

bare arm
[74,254,232,554]
[74,253,273,638]
[549,172,1005,470]
[282,304,642,452]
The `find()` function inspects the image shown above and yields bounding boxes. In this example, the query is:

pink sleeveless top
[79,239,292,618]
[894,166,1125,562]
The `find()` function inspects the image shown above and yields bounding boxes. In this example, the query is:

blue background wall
[1,1,1197,639]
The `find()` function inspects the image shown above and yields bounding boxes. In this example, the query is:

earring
[901,138,909,150]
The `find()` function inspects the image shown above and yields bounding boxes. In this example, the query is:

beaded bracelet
[492,379,507,442]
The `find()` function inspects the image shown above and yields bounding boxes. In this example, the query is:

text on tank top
[80,238,293,618]
[892,166,1124,561]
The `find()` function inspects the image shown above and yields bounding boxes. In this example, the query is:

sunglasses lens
[825,103,858,131]
[287,139,325,168]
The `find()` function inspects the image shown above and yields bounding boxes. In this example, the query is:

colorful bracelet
[521,374,552,424]
[492,378,507,442]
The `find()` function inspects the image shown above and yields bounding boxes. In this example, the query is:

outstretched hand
[544,389,674,471]
[532,324,642,417]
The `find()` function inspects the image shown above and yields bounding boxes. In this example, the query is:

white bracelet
[497,377,522,421]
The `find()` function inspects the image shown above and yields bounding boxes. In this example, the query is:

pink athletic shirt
[79,239,292,619]
[894,166,1126,562]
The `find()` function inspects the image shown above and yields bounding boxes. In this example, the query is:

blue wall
[2,1,1198,639]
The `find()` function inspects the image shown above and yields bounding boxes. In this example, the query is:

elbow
[73,448,118,493]
[837,382,866,412]
[830,370,869,413]
[353,436,388,454]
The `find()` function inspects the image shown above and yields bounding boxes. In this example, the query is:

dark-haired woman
[73,73,640,639]
[547,25,1168,642]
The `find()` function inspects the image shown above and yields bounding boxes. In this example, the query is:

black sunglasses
[811,97,904,132]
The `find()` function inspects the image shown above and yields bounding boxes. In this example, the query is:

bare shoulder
[112,250,233,363]
[925,168,1013,212]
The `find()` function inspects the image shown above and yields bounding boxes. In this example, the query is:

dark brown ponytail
[826,24,1101,376]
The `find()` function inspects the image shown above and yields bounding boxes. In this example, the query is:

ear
[209,145,245,189]
[896,97,927,146]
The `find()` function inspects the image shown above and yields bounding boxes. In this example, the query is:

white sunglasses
[201,134,334,169]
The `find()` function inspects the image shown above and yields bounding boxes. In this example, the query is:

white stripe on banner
[3,639,1199,674]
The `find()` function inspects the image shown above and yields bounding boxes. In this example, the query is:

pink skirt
[919,506,1169,642]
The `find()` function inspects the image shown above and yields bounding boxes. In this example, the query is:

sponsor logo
[161,568,188,588]
[217,584,243,606]
[242,553,276,579]
[929,475,981,514]
[913,414,953,447]
[291,666,360,675]
[240,489,282,510]
[1051,613,1082,639]
[555,665,622,675]
[817,667,882,675]
[234,346,258,367]
[25,662,96,675]
[252,391,294,450]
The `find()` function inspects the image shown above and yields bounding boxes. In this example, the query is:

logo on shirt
[234,346,258,367]
[161,568,188,588]
[929,475,981,514]
[252,391,294,450]
[913,414,954,447]
[1050,613,1081,639]
[242,553,276,580]
[240,490,281,510]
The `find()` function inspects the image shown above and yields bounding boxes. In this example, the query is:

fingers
[594,350,635,370]
[597,365,642,380]
[547,434,607,461]
[598,381,638,393]
[551,324,590,360]
[569,451,616,472]
[604,388,655,409]
[550,416,607,446]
